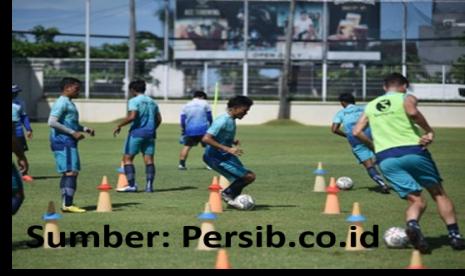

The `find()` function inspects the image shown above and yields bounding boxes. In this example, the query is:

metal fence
[14,58,465,101]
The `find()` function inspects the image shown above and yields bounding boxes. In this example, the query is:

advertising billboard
[328,0,381,60]
[174,0,323,60]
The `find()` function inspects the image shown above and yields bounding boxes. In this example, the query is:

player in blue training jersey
[113,80,162,193]
[12,122,27,215]
[202,96,255,206]
[331,93,390,194]
[48,78,95,213]
[12,84,34,182]
[178,90,213,170]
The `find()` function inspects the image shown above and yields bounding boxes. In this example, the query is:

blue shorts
[124,136,155,156]
[53,146,81,173]
[352,144,375,163]
[379,151,442,199]
[203,154,250,183]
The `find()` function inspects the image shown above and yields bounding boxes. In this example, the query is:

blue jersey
[12,99,29,137]
[332,104,372,147]
[181,98,212,136]
[205,113,236,159]
[49,96,83,148]
[128,94,159,139]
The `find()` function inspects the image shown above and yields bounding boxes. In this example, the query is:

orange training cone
[208,177,223,213]
[116,171,128,190]
[208,176,222,191]
[219,175,230,190]
[96,176,113,212]
[215,249,231,269]
[42,201,62,249]
[313,162,326,192]
[407,250,426,269]
[323,177,340,214]
[345,202,367,251]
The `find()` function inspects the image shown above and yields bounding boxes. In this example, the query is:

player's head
[193,90,207,99]
[227,96,253,119]
[383,73,409,93]
[300,10,308,20]
[129,79,146,96]
[338,93,355,108]
[12,84,22,98]
[60,77,81,98]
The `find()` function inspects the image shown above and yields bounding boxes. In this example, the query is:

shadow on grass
[81,202,141,212]
[425,235,450,251]
[251,204,298,211]
[13,237,84,251]
[351,186,393,195]
[31,176,61,180]
[155,186,198,193]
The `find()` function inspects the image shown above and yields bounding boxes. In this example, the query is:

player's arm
[113,111,137,136]
[12,123,28,173]
[202,134,243,156]
[180,112,186,134]
[20,112,33,139]
[404,94,434,147]
[352,113,374,151]
[48,115,84,141]
[156,111,162,129]
[331,123,346,138]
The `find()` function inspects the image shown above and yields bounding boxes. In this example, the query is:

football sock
[146,164,155,190]
[61,175,77,207]
[447,223,461,238]
[407,219,421,230]
[124,164,136,187]
[367,167,387,187]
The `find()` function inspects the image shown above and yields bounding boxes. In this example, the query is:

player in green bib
[353,73,464,253]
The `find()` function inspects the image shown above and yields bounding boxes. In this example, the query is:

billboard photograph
[328,0,381,60]
[174,0,323,60]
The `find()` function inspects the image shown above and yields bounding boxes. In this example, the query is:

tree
[450,31,465,84]
[31,25,60,43]
[278,0,295,119]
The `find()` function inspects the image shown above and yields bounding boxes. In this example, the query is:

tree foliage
[12,25,162,59]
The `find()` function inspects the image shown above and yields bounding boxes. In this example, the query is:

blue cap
[12,84,22,93]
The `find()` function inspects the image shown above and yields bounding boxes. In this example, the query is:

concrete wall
[12,61,44,119]
[37,99,465,127]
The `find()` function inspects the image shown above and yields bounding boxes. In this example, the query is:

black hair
[60,77,81,91]
[338,93,355,104]
[227,96,253,108]
[384,73,409,88]
[193,90,207,99]
[129,79,146,93]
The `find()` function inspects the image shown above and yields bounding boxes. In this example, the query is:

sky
[12,0,434,46]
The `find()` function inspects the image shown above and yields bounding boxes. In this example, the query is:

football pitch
[12,122,465,268]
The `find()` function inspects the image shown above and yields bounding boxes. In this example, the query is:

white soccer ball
[383,227,409,248]
[336,176,354,190]
[231,194,255,210]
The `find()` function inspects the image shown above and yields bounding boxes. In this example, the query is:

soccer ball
[336,176,354,190]
[383,227,409,248]
[231,194,255,210]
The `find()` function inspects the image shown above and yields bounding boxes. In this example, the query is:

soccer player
[48,77,95,213]
[178,90,213,170]
[331,93,390,194]
[12,122,27,215]
[353,73,465,252]
[113,80,162,193]
[202,96,255,206]
[12,84,34,182]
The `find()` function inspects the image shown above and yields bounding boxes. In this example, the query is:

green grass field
[12,122,465,268]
